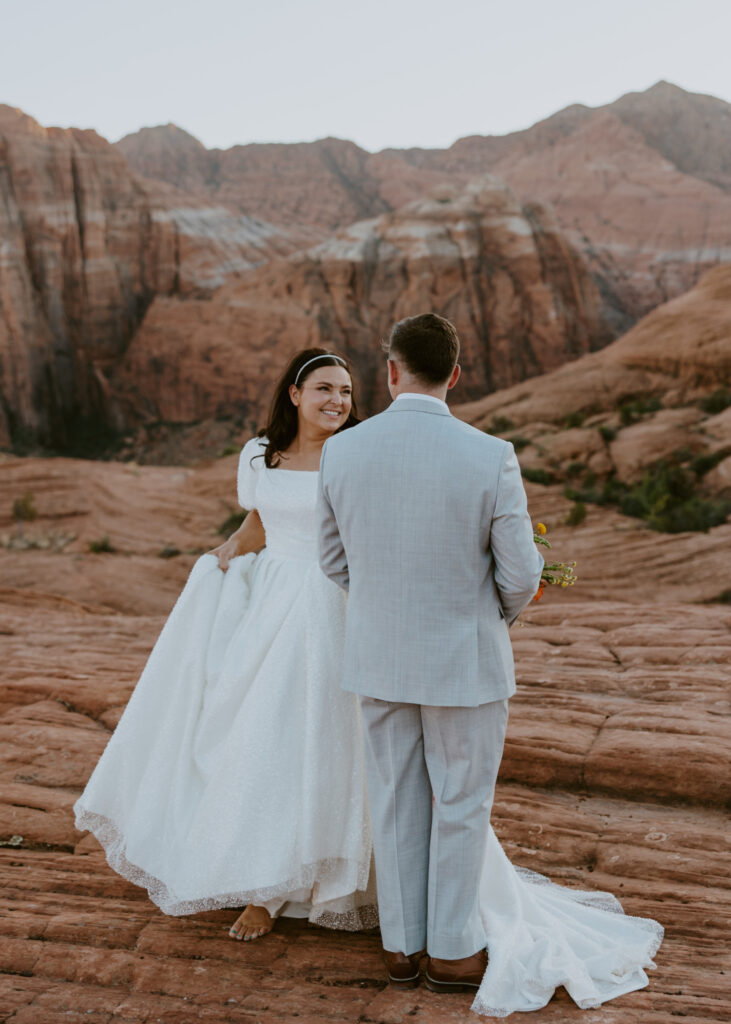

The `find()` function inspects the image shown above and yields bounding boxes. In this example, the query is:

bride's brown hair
[256,348,360,467]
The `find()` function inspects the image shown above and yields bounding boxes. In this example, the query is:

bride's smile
[290,366,353,436]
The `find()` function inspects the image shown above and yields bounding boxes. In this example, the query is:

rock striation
[0,107,316,451]
[118,83,731,328]
[116,129,395,232]
[108,178,610,438]
[0,447,729,1021]
[454,264,731,506]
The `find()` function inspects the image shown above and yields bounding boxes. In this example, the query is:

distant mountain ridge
[117,81,731,199]
[2,83,729,456]
[117,82,731,329]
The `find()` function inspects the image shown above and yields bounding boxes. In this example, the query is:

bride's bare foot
[228,905,274,941]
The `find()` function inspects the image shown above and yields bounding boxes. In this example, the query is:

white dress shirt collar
[394,392,449,411]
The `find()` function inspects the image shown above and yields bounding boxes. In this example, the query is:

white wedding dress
[75,437,663,1017]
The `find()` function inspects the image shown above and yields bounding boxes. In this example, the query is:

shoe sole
[424,973,480,993]
[387,973,420,990]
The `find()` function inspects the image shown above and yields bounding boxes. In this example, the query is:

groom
[316,314,543,992]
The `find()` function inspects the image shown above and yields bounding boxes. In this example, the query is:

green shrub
[598,425,617,443]
[712,588,731,604]
[566,473,627,506]
[699,388,731,415]
[672,447,693,464]
[617,462,729,533]
[220,444,241,457]
[566,461,587,478]
[564,500,587,527]
[564,462,729,532]
[563,411,586,429]
[618,396,663,426]
[218,510,247,536]
[507,436,531,453]
[689,449,729,477]
[12,493,37,522]
[89,536,115,554]
[158,545,181,559]
[522,467,555,485]
[488,415,514,434]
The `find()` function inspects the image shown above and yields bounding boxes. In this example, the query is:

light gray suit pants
[359,696,509,960]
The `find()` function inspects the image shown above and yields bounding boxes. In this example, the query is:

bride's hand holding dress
[210,508,266,572]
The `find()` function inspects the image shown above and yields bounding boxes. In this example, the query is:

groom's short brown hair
[386,313,460,385]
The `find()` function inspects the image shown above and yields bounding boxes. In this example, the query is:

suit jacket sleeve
[317,440,350,591]
[490,443,544,625]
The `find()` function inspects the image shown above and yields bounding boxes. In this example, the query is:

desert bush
[674,446,693,460]
[699,388,731,415]
[565,462,730,532]
[158,545,181,559]
[12,493,37,523]
[689,449,729,477]
[563,411,586,429]
[507,436,531,452]
[618,396,663,426]
[564,500,587,527]
[89,536,115,553]
[522,467,555,485]
[220,444,240,457]
[566,461,587,478]
[488,415,514,434]
[598,424,617,443]
[218,510,247,536]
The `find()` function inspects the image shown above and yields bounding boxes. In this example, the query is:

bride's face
[290,366,353,434]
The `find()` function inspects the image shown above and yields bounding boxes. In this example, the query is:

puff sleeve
[237,437,266,510]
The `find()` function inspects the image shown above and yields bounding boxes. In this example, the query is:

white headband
[294,353,347,387]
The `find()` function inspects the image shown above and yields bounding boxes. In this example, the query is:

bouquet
[532,523,577,602]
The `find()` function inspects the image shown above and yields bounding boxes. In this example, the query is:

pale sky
[2,0,730,152]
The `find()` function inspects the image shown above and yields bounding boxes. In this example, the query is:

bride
[75,348,377,941]
[75,346,663,1016]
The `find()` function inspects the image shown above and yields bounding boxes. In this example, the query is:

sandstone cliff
[454,265,731,522]
[0,107,315,450]
[117,128,393,232]
[118,83,731,329]
[107,178,610,447]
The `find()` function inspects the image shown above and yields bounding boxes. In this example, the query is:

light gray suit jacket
[316,397,543,707]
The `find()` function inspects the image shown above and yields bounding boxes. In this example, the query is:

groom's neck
[390,381,449,402]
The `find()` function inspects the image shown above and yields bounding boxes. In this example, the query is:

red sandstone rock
[117,83,731,330]
[108,178,609,430]
[455,265,731,499]
[116,128,394,232]
[1,444,729,1020]
[0,107,315,450]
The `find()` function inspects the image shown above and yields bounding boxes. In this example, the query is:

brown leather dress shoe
[424,949,488,993]
[382,949,424,989]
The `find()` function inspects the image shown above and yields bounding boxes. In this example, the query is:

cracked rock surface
[1,454,729,1022]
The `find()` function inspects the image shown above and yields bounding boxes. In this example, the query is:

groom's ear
[447,364,461,391]
[387,359,399,387]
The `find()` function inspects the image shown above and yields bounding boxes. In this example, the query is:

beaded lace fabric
[75,436,663,1015]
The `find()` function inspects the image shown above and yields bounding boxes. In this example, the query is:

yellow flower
[536,522,547,535]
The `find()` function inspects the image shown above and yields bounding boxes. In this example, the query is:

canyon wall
[0,107,314,449]
[109,179,610,442]
[118,83,731,329]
